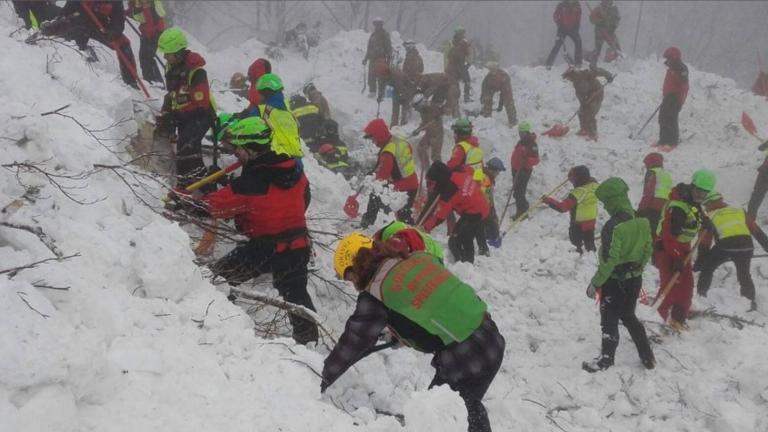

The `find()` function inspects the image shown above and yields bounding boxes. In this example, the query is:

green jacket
[591,178,652,286]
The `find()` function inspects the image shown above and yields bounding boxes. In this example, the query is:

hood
[669,183,694,204]
[248,58,271,82]
[568,165,590,186]
[364,118,392,147]
[184,51,206,69]
[595,177,634,216]
[643,152,664,169]
[264,90,287,110]
[519,132,538,146]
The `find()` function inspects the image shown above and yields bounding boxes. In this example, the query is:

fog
[169,1,768,88]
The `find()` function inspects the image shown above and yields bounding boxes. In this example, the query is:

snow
[2,7,768,432]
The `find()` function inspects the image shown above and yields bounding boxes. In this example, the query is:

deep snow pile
[1,7,768,431]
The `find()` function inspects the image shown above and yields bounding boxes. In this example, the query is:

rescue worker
[176,117,318,345]
[588,0,621,67]
[126,0,166,85]
[360,119,418,228]
[410,93,445,171]
[240,58,272,117]
[302,82,331,119]
[510,121,541,220]
[326,235,504,432]
[289,94,322,152]
[582,177,655,372]
[254,73,304,158]
[155,28,215,189]
[746,139,768,218]
[314,119,349,162]
[229,72,249,99]
[545,0,583,69]
[656,47,689,150]
[480,62,518,127]
[418,72,458,118]
[562,65,614,141]
[444,27,472,104]
[543,165,599,254]
[479,157,506,252]
[41,1,139,88]
[655,169,712,329]
[637,152,673,236]
[12,1,60,30]
[446,119,484,177]
[373,220,444,262]
[363,17,392,100]
[402,40,424,82]
[422,162,490,264]
[696,192,768,311]
[316,144,351,179]
[375,63,417,126]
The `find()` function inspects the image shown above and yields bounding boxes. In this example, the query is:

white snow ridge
[2,8,768,432]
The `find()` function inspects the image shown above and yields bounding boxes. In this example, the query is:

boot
[641,353,656,370]
[582,355,613,373]
[749,300,757,312]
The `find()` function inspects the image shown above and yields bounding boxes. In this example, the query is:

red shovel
[742,111,764,141]
[344,185,366,218]
[543,79,612,138]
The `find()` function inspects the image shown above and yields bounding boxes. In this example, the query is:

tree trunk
[363,1,370,31]
[395,1,406,33]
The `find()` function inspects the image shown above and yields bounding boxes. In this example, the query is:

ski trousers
[599,276,654,364]
[139,32,164,84]
[449,213,484,263]
[569,224,596,253]
[545,28,583,67]
[512,169,532,219]
[697,245,756,301]
[655,248,694,323]
[747,164,768,219]
[658,95,681,146]
[175,115,211,189]
[361,190,417,229]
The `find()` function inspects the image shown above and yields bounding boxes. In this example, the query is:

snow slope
[1,7,767,432]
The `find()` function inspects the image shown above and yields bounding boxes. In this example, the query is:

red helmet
[248,58,272,82]
[373,60,390,79]
[663,47,682,61]
[643,152,664,168]
[363,118,391,147]
[319,143,335,155]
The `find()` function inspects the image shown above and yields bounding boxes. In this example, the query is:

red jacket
[543,189,596,231]
[367,119,418,192]
[423,171,490,232]
[446,135,480,170]
[163,51,213,119]
[638,169,668,212]
[554,1,581,31]
[127,0,165,38]
[246,59,270,109]
[510,134,540,171]
[657,186,696,259]
[202,159,307,239]
[662,62,689,107]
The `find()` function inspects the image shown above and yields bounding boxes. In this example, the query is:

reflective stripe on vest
[658,200,700,242]
[458,140,484,181]
[291,104,320,118]
[259,105,304,157]
[651,167,673,200]
[368,254,486,346]
[572,182,599,222]
[382,137,416,178]
[168,66,216,112]
[132,0,166,22]
[708,207,750,239]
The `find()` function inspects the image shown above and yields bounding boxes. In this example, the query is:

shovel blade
[344,194,360,218]
[543,123,570,137]
[742,111,758,137]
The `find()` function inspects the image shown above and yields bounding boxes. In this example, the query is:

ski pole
[80,2,150,98]
[497,170,520,224]
[629,102,662,139]
[125,17,166,70]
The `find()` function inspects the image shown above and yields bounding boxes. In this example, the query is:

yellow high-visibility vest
[382,137,416,178]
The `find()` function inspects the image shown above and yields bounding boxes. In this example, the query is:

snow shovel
[163,161,242,204]
[741,111,765,142]
[543,80,612,138]
[344,185,366,219]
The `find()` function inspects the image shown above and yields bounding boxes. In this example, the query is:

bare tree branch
[0,253,80,278]
[0,222,64,258]
[16,291,50,319]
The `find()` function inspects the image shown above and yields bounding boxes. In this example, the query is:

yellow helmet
[334,233,374,278]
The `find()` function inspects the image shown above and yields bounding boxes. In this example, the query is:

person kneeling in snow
[583,177,655,372]
[324,234,505,432]
[543,165,599,254]
[170,117,318,345]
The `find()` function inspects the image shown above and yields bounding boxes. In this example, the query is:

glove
[586,283,598,299]
[487,237,503,248]
[759,140,768,152]
[362,58,368,65]
[607,75,615,83]
[671,257,685,273]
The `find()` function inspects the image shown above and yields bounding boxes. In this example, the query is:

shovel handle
[185,161,242,192]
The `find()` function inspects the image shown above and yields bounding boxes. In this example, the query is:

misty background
[164,1,768,89]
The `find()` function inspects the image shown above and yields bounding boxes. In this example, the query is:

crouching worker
[543,165,599,254]
[324,234,505,432]
[170,117,318,345]
[374,220,444,262]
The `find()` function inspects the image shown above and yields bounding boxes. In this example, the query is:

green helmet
[455,26,465,34]
[158,28,188,54]
[225,117,272,147]
[215,113,238,141]
[451,118,472,135]
[256,73,284,92]
[692,169,716,192]
[380,221,408,241]
[518,121,531,134]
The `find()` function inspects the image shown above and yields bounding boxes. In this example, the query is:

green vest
[458,140,484,181]
[291,104,320,118]
[368,253,487,346]
[572,182,599,222]
[380,222,445,261]
[658,200,700,242]
[131,0,166,23]
[382,137,416,177]
[651,168,673,200]
[258,105,304,157]
[708,207,750,239]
